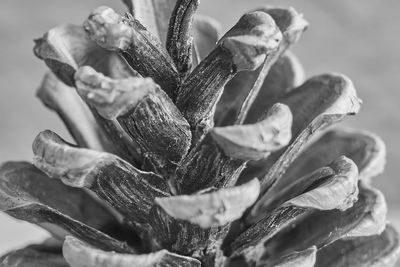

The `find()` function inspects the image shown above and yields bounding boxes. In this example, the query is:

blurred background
[0,0,399,254]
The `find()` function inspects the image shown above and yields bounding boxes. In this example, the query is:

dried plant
[1,1,399,267]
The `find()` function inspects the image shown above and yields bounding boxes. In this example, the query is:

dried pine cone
[1,1,399,267]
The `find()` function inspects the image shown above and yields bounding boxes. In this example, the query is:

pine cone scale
[1,1,399,267]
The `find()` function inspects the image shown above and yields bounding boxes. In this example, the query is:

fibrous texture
[1,1,399,267]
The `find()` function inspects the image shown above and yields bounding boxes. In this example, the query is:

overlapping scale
[228,184,386,264]
[176,103,292,194]
[156,179,260,228]
[176,11,282,143]
[230,6,308,125]
[74,66,191,177]
[63,236,200,267]
[240,73,361,195]
[0,161,133,253]
[316,224,400,267]
[84,6,180,100]
[275,128,386,191]
[0,242,68,267]
[34,23,142,165]
[32,130,169,238]
[34,24,135,86]
[37,72,105,150]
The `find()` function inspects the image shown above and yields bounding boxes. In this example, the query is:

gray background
[0,0,399,253]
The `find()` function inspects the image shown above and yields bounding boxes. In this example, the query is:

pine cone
[1,1,399,266]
